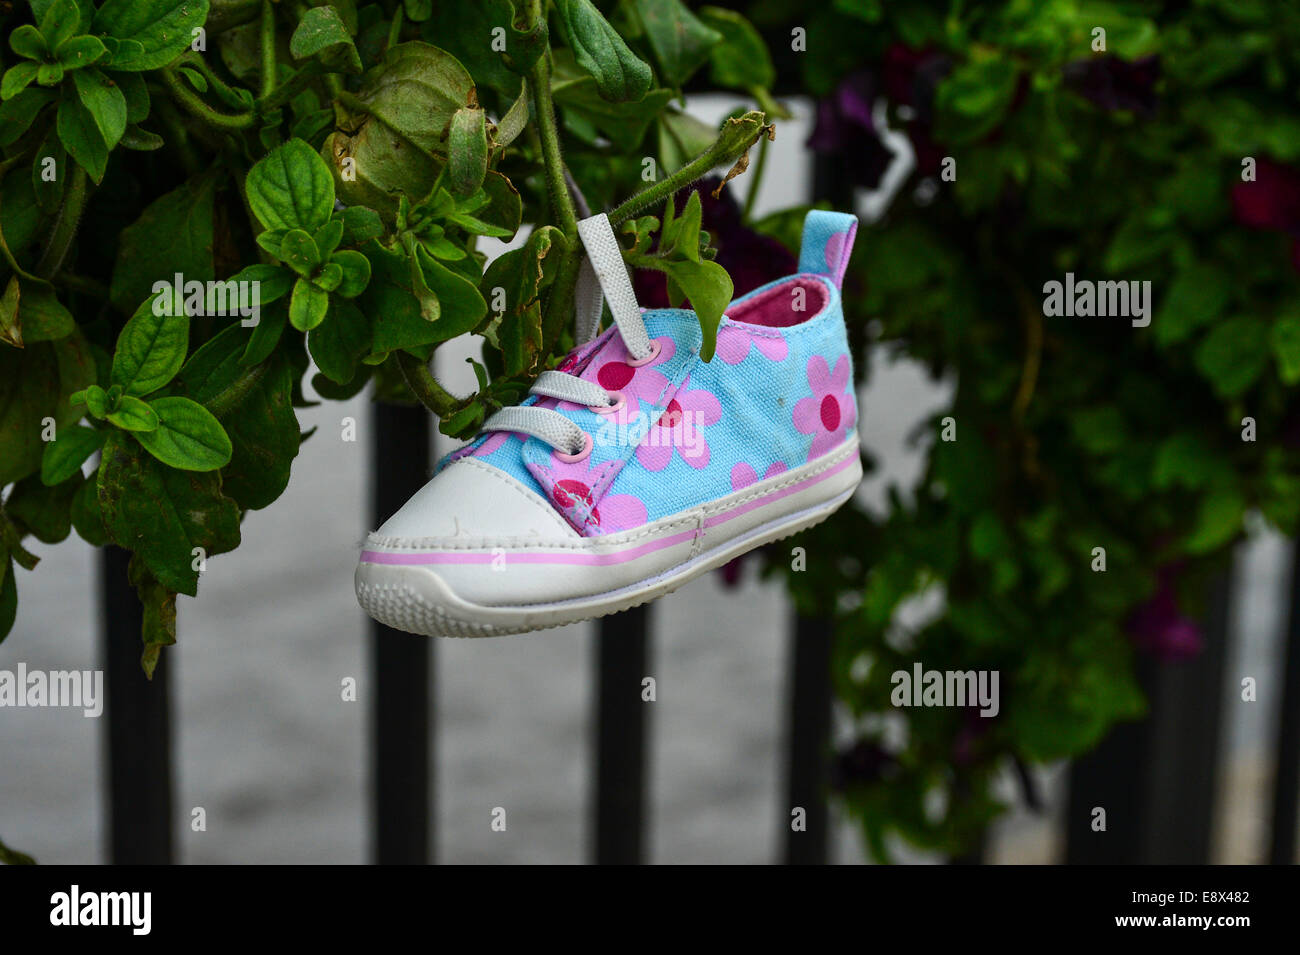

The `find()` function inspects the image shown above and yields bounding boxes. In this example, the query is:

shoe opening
[725,276,829,328]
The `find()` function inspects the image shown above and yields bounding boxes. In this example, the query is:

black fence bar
[1066,568,1232,864]
[783,611,833,864]
[101,545,173,864]
[370,402,433,865]
[593,603,650,864]
[1269,541,1300,864]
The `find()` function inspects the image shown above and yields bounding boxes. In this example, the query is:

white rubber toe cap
[373,457,578,542]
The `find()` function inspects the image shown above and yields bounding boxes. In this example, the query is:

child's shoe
[356,209,862,637]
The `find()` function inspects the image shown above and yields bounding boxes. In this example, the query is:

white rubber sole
[356,446,861,638]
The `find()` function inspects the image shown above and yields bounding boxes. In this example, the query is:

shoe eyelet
[554,431,593,463]
[626,339,662,367]
[590,391,626,415]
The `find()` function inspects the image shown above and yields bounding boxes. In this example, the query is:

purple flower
[1063,55,1161,116]
[805,72,894,190]
[830,740,897,790]
[1126,567,1204,660]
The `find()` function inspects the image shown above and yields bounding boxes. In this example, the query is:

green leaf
[111,294,189,396]
[278,228,320,275]
[664,190,703,262]
[90,0,211,72]
[230,263,294,305]
[110,174,216,313]
[6,470,81,544]
[313,218,345,257]
[245,137,335,233]
[10,24,48,61]
[1185,488,1245,554]
[0,277,77,346]
[341,205,384,244]
[1,62,40,100]
[107,393,159,432]
[308,298,371,384]
[98,431,240,596]
[71,66,127,149]
[117,69,149,122]
[55,96,108,182]
[1153,265,1231,347]
[1069,406,1126,455]
[330,249,371,298]
[659,258,731,361]
[481,225,565,375]
[343,42,475,155]
[934,57,1019,144]
[554,77,673,147]
[133,396,232,471]
[242,297,288,366]
[1271,312,1300,385]
[56,34,108,71]
[178,333,300,511]
[416,246,487,336]
[0,558,16,645]
[128,555,176,678]
[119,124,164,150]
[633,0,723,88]
[70,469,109,546]
[289,4,361,73]
[79,383,111,418]
[359,239,457,358]
[448,107,488,197]
[0,332,96,486]
[0,87,55,145]
[37,62,65,86]
[554,0,653,102]
[41,424,104,485]
[697,6,773,90]
[1195,317,1270,398]
[289,277,329,331]
[39,0,82,51]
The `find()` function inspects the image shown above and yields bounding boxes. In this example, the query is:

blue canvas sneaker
[356,209,862,636]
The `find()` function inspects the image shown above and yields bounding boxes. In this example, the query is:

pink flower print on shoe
[730,461,789,491]
[715,324,789,364]
[636,375,722,471]
[564,334,676,419]
[547,459,648,535]
[793,354,856,461]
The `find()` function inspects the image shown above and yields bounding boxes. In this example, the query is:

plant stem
[526,0,582,355]
[741,131,769,223]
[260,0,277,99]
[54,272,111,301]
[180,53,249,112]
[34,165,88,279]
[396,351,461,416]
[162,67,259,129]
[609,112,771,226]
[257,60,326,114]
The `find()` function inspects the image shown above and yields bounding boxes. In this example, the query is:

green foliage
[6,0,1277,867]
[0,0,767,685]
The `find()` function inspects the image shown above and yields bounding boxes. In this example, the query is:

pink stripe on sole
[361,452,857,568]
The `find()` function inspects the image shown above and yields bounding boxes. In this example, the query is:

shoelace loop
[479,213,653,456]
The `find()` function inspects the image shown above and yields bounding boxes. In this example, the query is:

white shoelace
[479,214,655,456]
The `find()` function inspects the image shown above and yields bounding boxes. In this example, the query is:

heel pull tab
[797,210,859,289]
